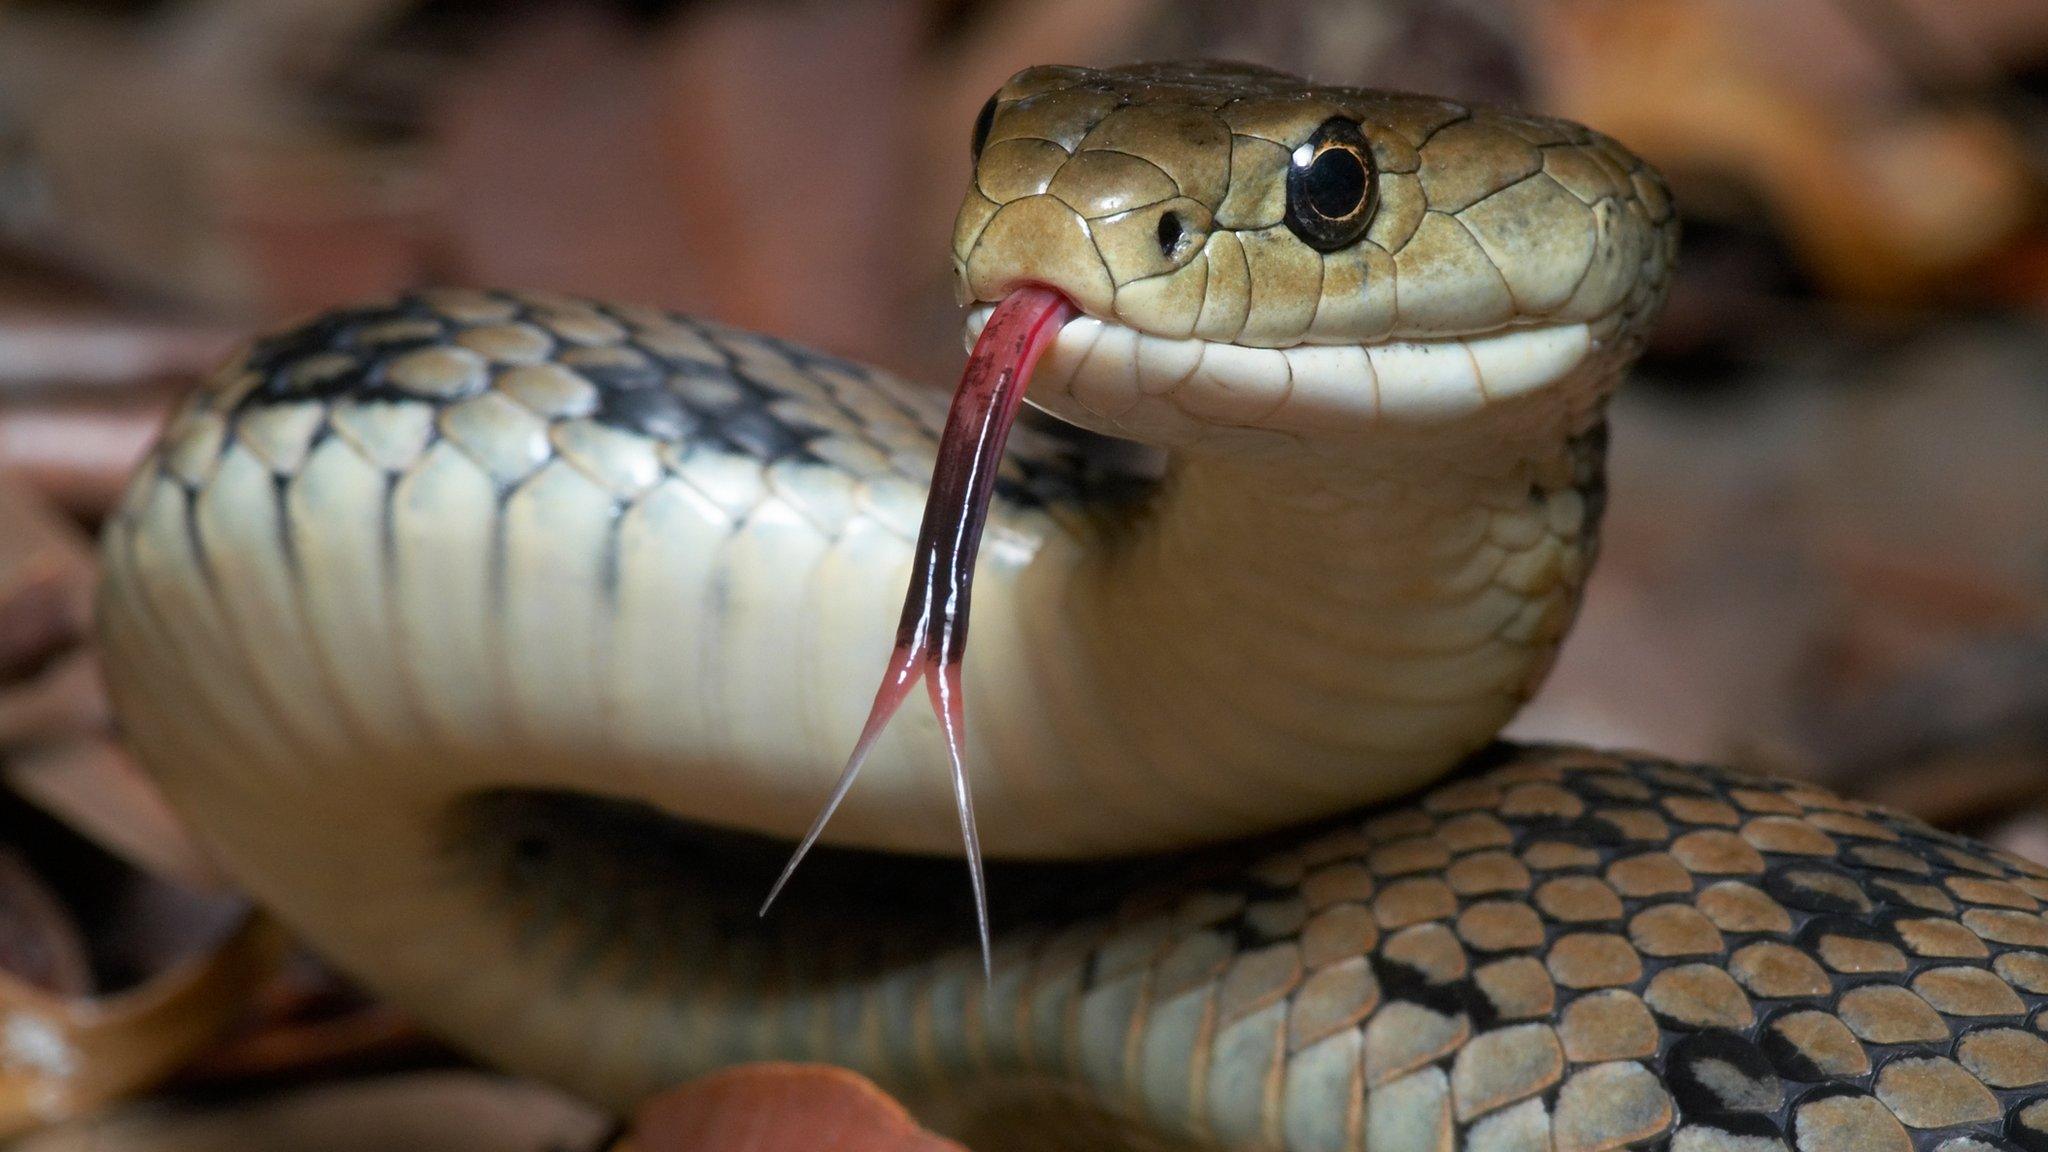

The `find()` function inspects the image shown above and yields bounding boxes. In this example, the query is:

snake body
[92,63,2048,1152]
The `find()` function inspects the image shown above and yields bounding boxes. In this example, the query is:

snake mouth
[963,305,1597,440]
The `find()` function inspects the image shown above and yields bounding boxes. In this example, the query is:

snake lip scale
[90,60,2048,1152]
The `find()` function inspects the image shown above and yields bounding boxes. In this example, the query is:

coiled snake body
[95,63,2048,1152]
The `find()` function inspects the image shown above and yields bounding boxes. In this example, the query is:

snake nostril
[1156,210,1186,258]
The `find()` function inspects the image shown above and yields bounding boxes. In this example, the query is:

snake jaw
[762,286,1078,975]
[964,305,1605,444]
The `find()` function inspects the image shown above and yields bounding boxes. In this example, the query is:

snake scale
[92,62,2048,1152]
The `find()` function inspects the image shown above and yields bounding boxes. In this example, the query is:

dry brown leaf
[1528,0,2035,304]
[0,483,93,677]
[0,403,178,522]
[0,479,219,888]
[175,993,446,1092]
[617,1063,965,1152]
[0,321,226,391]
[0,849,91,998]
[11,1071,608,1152]
[431,9,706,318]
[3,742,223,894]
[0,916,283,1138]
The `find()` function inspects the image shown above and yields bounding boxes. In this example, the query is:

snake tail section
[421,745,2048,1152]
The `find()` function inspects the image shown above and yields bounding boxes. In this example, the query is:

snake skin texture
[89,60,2043,1152]
[98,271,1640,860]
[458,746,2048,1152]
[215,290,1131,513]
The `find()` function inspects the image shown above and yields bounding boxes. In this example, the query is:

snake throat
[762,285,1079,971]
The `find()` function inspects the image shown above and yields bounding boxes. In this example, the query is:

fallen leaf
[175,984,448,1092]
[0,483,93,683]
[0,478,219,890]
[0,849,90,997]
[619,1063,965,1152]
[11,1071,608,1152]
[3,742,223,894]
[1529,0,2035,304]
[0,915,283,1137]
[0,402,177,523]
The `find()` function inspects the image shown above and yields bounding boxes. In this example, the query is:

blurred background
[0,0,2043,1147]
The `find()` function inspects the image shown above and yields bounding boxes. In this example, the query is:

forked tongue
[760,285,1078,973]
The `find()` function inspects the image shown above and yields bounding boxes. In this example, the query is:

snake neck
[1002,383,1610,849]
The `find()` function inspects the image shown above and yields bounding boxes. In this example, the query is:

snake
[91,61,2048,1152]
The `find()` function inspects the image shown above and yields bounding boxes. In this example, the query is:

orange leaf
[0,915,283,1137]
[621,1063,967,1152]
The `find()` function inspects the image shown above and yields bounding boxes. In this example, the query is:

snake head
[952,62,1679,449]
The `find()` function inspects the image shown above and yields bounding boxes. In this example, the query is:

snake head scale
[954,61,1676,449]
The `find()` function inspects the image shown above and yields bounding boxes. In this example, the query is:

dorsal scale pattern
[454,745,2048,1151]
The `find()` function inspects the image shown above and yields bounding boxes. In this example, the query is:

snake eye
[1284,118,1377,252]
[970,94,999,161]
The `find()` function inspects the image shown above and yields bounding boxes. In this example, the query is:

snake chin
[964,305,1596,448]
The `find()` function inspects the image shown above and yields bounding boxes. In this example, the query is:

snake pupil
[1283,117,1378,252]
[1305,150,1366,219]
